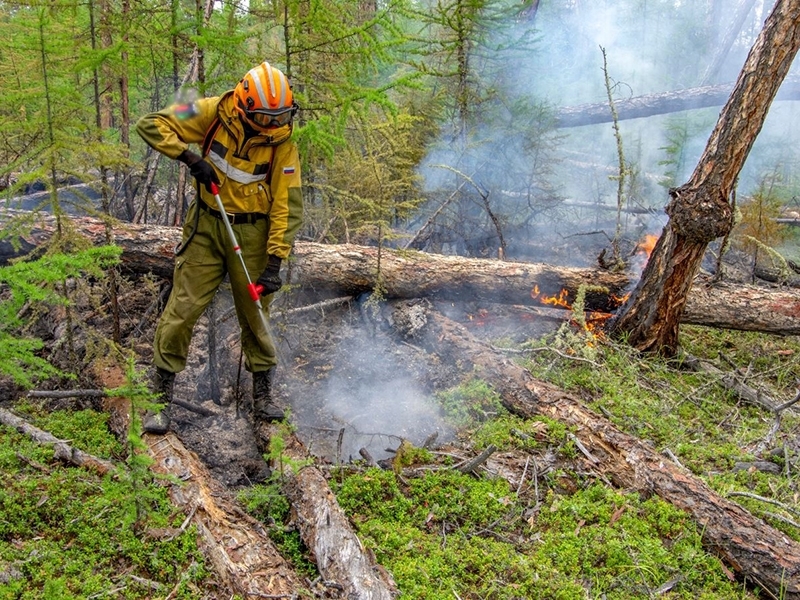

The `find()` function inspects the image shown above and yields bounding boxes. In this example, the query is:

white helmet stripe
[277,71,287,106]
[249,65,269,108]
[264,61,277,98]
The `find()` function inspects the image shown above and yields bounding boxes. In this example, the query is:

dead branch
[457,444,497,474]
[0,407,117,476]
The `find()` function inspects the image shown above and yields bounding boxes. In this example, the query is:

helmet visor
[247,106,294,128]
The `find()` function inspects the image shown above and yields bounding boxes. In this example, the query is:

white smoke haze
[313,315,455,463]
[413,0,800,266]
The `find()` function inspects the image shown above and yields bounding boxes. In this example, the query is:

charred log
[387,299,800,600]
[2,210,800,336]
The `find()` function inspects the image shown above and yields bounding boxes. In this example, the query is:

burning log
[386,298,800,600]
[2,210,799,336]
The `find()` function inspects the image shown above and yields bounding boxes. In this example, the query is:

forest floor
[2,234,800,599]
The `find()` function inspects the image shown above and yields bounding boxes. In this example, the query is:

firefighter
[136,61,303,434]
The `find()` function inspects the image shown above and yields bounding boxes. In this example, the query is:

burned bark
[260,426,400,600]
[609,0,800,355]
[2,210,800,336]
[388,299,800,600]
[146,432,309,598]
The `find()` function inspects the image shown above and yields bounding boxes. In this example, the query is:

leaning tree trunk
[609,0,800,355]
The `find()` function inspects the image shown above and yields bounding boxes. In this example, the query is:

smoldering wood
[145,431,308,598]
[3,210,800,336]
[260,425,400,600]
[0,407,117,476]
[386,299,800,600]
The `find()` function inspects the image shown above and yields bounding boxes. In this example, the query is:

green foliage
[434,378,505,428]
[733,171,792,272]
[237,481,318,578]
[531,484,744,599]
[471,414,568,453]
[0,247,120,388]
[0,410,211,598]
[333,465,755,599]
[524,324,800,544]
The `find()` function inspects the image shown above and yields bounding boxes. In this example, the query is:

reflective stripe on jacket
[136,91,303,259]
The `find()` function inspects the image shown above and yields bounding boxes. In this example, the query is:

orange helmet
[233,62,297,130]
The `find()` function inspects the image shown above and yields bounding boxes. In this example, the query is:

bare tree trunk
[699,0,759,85]
[609,0,800,355]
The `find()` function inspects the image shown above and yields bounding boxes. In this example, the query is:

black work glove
[256,254,282,296]
[178,149,219,193]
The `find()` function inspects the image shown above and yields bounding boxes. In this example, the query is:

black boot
[142,367,175,434]
[253,368,285,422]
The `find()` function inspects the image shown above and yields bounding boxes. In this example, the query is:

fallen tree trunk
[554,75,800,128]
[386,299,800,600]
[2,211,799,335]
[260,425,400,600]
[0,407,117,476]
[145,432,308,598]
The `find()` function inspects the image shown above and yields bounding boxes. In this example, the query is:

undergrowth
[0,407,214,599]
[322,323,798,599]
[2,266,798,599]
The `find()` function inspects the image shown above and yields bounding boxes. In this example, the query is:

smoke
[413,0,800,266]
[299,301,455,463]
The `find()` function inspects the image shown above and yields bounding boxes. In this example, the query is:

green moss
[237,481,318,577]
[434,378,506,428]
[0,417,210,598]
[472,414,569,453]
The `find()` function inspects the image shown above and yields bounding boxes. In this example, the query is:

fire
[530,285,571,308]
[530,285,612,342]
[638,234,658,258]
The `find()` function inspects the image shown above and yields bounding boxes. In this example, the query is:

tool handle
[210,182,220,195]
[247,282,265,302]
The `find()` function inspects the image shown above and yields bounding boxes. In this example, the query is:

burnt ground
[159,284,562,487]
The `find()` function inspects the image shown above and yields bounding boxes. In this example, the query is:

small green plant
[434,378,505,428]
[0,246,120,388]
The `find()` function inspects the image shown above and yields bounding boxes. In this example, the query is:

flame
[530,285,571,308]
[530,285,617,343]
[638,234,658,258]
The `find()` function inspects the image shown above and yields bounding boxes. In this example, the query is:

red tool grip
[248,282,264,302]
[210,182,220,195]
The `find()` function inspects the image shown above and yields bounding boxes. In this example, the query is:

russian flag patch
[283,166,296,175]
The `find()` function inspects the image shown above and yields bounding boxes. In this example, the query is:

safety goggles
[246,106,295,129]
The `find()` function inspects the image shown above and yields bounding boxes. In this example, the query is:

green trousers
[153,202,277,374]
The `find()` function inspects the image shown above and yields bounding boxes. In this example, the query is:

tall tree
[609,0,800,355]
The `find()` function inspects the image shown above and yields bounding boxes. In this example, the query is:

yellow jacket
[136,91,303,260]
